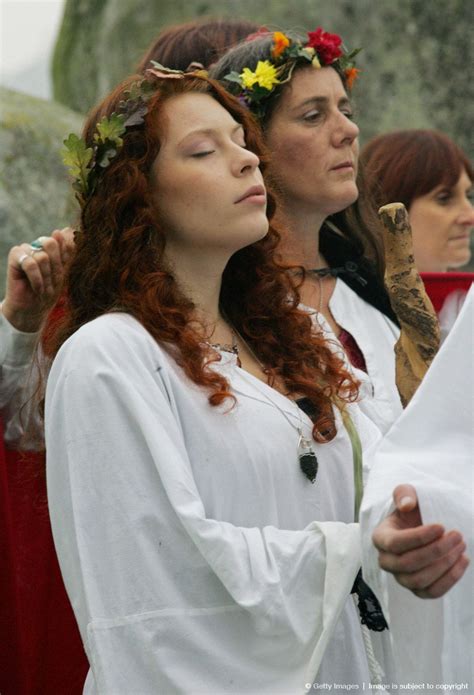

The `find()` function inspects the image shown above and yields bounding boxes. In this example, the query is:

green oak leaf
[61,133,93,196]
[94,113,126,147]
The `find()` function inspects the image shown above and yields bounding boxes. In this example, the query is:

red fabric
[420,272,474,313]
[0,442,88,694]
[338,328,368,373]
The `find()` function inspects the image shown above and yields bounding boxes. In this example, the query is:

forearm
[0,306,45,448]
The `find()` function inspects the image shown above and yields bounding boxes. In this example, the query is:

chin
[324,186,359,216]
[236,220,269,251]
[447,251,472,270]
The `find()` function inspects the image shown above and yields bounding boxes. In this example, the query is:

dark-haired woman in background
[212,29,403,434]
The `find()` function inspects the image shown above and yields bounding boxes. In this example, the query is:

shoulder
[334,280,398,331]
[52,312,165,377]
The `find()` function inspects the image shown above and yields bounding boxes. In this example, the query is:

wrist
[1,300,43,333]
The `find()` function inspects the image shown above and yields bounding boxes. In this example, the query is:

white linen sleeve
[360,287,474,687]
[0,308,43,447]
[46,317,362,693]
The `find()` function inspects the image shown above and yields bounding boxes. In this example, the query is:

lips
[331,160,354,171]
[449,233,471,241]
[235,185,266,204]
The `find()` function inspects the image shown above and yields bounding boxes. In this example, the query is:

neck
[272,204,327,269]
[164,245,228,333]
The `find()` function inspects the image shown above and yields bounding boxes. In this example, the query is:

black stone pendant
[299,450,319,484]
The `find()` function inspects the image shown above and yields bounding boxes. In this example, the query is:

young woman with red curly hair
[44,71,466,693]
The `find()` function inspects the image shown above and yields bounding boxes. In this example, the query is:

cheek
[352,140,360,176]
[410,206,449,256]
[268,133,322,191]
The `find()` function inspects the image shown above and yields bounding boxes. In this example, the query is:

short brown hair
[360,129,473,210]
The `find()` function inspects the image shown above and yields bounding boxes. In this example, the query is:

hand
[1,228,75,332]
[372,484,469,598]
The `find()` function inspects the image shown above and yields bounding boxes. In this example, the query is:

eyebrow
[291,96,352,113]
[177,123,244,147]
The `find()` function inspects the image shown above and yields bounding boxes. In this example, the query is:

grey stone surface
[0,87,83,291]
[52,0,473,157]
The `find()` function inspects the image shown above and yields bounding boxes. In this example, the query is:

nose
[332,111,360,147]
[232,144,260,177]
[457,196,474,226]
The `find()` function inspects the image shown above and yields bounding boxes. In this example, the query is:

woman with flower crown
[212,28,403,435]
[43,66,467,694]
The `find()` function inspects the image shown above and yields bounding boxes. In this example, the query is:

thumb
[393,483,418,513]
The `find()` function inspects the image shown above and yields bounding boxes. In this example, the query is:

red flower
[306,27,343,64]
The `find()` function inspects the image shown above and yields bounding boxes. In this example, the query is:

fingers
[30,236,60,296]
[10,243,46,293]
[51,227,76,263]
[393,483,418,512]
[396,541,468,598]
[378,529,464,574]
[373,520,444,555]
[413,554,470,599]
[11,232,73,297]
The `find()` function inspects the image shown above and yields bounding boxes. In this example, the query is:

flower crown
[224,27,360,119]
[61,63,208,206]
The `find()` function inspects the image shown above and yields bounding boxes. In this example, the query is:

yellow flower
[312,55,321,68]
[253,60,280,90]
[272,31,290,58]
[241,67,258,88]
[240,61,280,92]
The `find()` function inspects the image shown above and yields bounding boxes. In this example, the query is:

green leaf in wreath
[94,113,126,148]
[61,134,93,176]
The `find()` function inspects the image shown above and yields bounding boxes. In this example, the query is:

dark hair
[136,18,260,73]
[211,34,349,127]
[360,129,473,211]
[44,73,359,442]
[211,34,387,291]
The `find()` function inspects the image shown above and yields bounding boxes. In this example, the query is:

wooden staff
[378,203,440,407]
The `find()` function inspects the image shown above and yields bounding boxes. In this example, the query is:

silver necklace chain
[213,320,319,484]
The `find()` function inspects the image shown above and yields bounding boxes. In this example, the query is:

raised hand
[372,484,469,598]
[1,228,75,332]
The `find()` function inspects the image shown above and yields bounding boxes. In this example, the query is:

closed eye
[191,150,215,158]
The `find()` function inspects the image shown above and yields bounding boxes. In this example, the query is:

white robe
[45,312,387,694]
[360,286,474,688]
[314,279,402,434]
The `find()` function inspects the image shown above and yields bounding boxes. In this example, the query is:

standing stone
[51,0,472,158]
[0,87,83,290]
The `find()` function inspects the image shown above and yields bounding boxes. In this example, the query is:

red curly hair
[45,73,359,442]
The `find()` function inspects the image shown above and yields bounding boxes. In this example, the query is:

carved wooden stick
[378,203,440,407]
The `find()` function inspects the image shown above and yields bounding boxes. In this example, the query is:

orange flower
[272,31,290,59]
[345,67,360,89]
